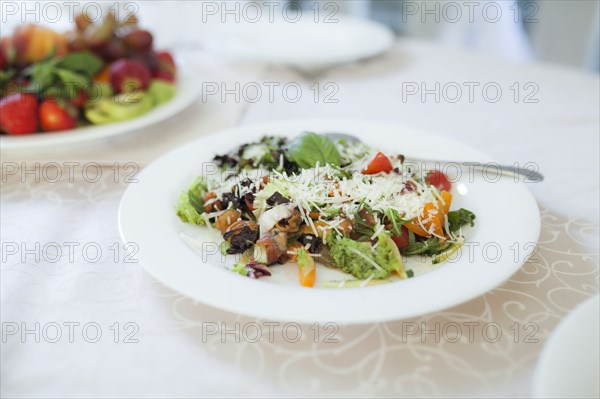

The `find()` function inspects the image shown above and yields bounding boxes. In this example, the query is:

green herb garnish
[447,208,476,232]
[286,131,342,168]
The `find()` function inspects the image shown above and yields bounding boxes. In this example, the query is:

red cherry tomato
[426,170,452,192]
[391,226,410,250]
[363,152,393,175]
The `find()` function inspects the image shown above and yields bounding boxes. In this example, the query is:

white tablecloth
[1,39,599,398]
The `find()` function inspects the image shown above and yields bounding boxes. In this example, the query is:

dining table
[1,36,599,397]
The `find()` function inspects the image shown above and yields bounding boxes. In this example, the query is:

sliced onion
[258,204,295,234]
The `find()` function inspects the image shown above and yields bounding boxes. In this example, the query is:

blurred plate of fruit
[0,11,198,151]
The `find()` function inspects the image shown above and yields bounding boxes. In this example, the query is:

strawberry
[153,51,176,82]
[39,100,78,131]
[0,93,39,135]
[70,90,89,108]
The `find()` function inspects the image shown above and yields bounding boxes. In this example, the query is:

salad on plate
[176,132,476,288]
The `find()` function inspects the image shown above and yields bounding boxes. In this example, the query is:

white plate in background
[532,295,600,398]
[118,119,541,324]
[206,16,394,70]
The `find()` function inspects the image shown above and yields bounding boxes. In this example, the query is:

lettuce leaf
[175,178,208,225]
[175,192,206,225]
[329,233,404,279]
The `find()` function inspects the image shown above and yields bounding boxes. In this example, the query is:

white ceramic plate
[0,67,198,152]
[206,16,394,70]
[532,295,600,398]
[118,119,541,324]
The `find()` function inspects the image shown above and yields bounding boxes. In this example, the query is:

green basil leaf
[56,51,104,76]
[27,62,59,92]
[447,208,476,232]
[55,68,89,90]
[403,237,451,256]
[286,131,342,168]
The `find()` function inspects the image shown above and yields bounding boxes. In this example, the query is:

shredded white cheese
[360,274,376,287]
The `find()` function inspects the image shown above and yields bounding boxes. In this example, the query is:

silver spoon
[324,132,544,182]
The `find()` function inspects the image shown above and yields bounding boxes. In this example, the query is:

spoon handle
[323,133,544,182]
[406,158,544,182]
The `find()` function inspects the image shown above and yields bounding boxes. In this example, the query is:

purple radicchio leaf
[246,263,272,279]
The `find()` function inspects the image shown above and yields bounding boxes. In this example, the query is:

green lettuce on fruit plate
[0,11,177,135]
[176,133,476,288]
